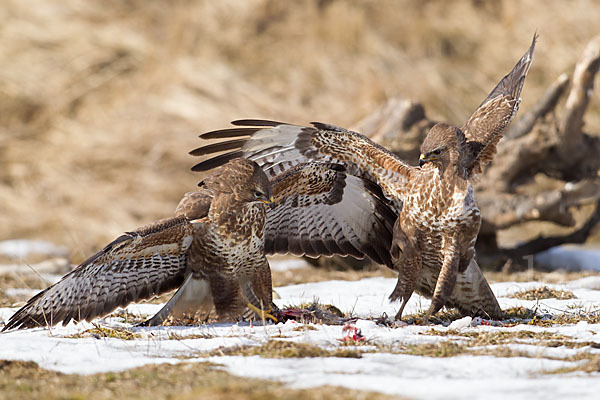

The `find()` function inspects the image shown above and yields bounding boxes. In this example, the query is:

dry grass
[64,325,141,340]
[209,340,363,359]
[2,0,599,261]
[510,287,577,301]
[401,308,463,326]
[0,359,394,400]
[545,355,600,374]
[402,342,466,358]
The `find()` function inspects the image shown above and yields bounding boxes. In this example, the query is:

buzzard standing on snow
[190,35,537,320]
[3,158,393,330]
[3,159,278,330]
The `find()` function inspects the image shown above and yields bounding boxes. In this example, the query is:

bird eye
[254,190,263,198]
[432,149,442,155]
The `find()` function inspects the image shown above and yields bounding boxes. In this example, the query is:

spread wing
[267,162,396,267]
[462,34,537,176]
[3,217,197,330]
[190,120,414,202]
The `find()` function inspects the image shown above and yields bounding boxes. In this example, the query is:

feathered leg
[239,280,278,323]
[389,219,422,320]
[427,237,460,319]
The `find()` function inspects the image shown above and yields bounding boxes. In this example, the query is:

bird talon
[246,303,278,323]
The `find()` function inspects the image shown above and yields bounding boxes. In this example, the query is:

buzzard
[3,158,394,330]
[3,159,278,330]
[189,35,537,320]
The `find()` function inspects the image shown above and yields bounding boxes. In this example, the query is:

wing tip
[190,150,245,172]
[231,119,284,127]
[524,31,538,65]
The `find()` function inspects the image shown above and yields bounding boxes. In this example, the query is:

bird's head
[249,170,275,210]
[231,159,274,208]
[419,123,463,169]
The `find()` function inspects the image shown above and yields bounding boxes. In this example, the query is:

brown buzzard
[189,35,537,321]
[155,161,397,321]
[3,159,278,330]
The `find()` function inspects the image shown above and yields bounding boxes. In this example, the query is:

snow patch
[0,240,68,259]
[0,278,600,399]
[535,246,600,271]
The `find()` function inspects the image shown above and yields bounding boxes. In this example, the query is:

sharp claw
[246,303,278,323]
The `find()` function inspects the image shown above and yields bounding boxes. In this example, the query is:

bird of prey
[149,161,397,323]
[3,159,279,331]
[189,34,537,321]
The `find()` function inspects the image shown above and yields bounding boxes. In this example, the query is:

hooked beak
[259,196,276,210]
[419,153,437,167]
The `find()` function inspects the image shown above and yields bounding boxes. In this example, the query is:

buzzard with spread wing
[190,35,537,320]
[3,159,278,330]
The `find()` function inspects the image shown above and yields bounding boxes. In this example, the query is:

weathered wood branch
[478,179,600,232]
[504,200,600,259]
[559,35,600,157]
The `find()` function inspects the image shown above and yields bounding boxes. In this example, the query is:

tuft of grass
[551,311,600,325]
[105,310,148,325]
[545,355,600,374]
[293,325,317,332]
[502,306,538,320]
[402,342,467,358]
[65,325,140,340]
[0,359,392,399]
[167,332,215,340]
[209,340,362,359]
[470,346,541,359]
[420,327,600,353]
[510,286,577,300]
[402,309,463,326]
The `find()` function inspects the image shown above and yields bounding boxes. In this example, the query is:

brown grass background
[1,0,599,263]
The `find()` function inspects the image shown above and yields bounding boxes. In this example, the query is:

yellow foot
[247,303,278,323]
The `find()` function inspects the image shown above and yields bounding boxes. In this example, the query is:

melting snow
[535,246,600,271]
[1,272,600,399]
